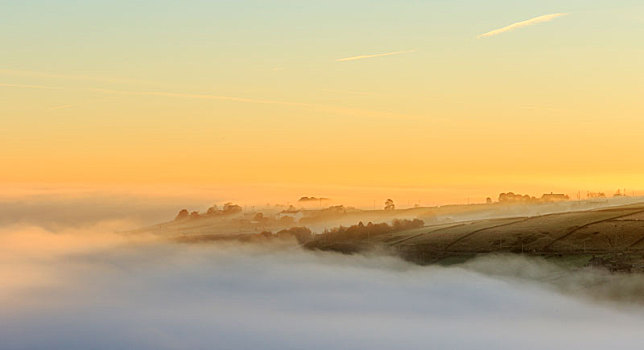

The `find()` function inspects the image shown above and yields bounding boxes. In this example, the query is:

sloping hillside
[307,202,644,271]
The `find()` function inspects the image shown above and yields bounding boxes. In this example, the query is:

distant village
[174,201,360,226]
[493,192,570,203]
[492,188,631,204]
[171,189,635,235]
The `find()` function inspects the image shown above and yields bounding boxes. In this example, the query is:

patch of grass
[436,254,477,266]
[545,254,594,268]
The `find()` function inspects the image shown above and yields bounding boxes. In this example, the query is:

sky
[1,0,643,204]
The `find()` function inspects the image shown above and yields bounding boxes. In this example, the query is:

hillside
[307,202,644,272]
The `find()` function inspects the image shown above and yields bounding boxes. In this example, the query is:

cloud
[478,13,568,38]
[336,49,416,62]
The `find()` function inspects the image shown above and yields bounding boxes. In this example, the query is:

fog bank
[2,198,644,349]
[3,236,644,349]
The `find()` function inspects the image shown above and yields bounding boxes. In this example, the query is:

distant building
[614,189,628,197]
[298,196,330,202]
[540,193,569,202]
[277,210,304,222]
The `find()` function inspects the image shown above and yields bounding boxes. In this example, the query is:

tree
[206,205,219,215]
[384,199,395,211]
[222,202,242,214]
[279,215,295,225]
[175,209,190,221]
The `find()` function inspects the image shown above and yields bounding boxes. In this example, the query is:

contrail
[0,82,417,120]
[89,88,416,120]
[336,49,416,62]
[0,68,150,85]
[88,88,314,107]
[478,13,568,38]
[0,82,63,90]
[49,104,76,111]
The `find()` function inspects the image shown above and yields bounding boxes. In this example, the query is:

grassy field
[309,202,644,272]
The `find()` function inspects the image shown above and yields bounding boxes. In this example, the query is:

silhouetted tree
[175,209,189,221]
[384,199,395,210]
[498,192,537,203]
[222,202,242,214]
[206,205,218,215]
[317,218,424,243]
[276,227,313,243]
[279,216,295,225]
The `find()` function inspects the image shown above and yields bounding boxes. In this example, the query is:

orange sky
[1,1,643,205]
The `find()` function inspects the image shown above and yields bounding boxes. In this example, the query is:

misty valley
[3,194,644,349]
[4,1,644,348]
[138,195,644,274]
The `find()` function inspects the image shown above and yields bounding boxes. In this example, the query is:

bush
[320,219,424,242]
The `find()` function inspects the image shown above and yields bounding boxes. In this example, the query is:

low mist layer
[2,196,644,349]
